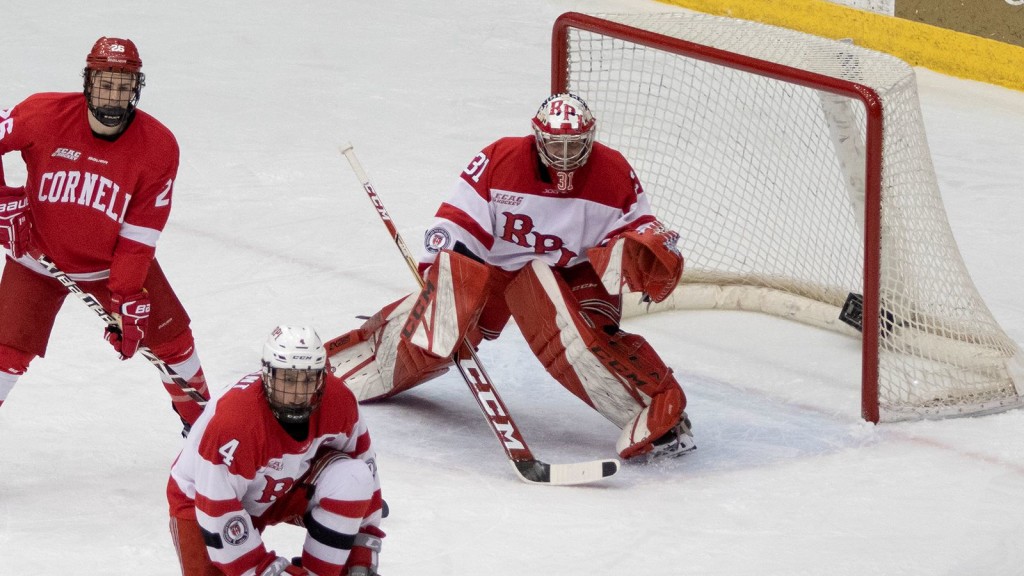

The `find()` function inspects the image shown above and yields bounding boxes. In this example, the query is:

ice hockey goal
[552,11,1024,422]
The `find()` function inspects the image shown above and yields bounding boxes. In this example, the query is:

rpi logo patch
[222,516,249,546]
[424,227,451,254]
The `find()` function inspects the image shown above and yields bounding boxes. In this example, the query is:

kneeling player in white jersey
[331,93,694,461]
[168,326,385,576]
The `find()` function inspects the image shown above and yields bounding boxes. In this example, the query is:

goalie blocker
[329,248,694,461]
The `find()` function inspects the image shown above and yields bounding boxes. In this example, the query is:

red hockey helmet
[85,37,143,73]
[82,37,146,128]
[531,93,597,172]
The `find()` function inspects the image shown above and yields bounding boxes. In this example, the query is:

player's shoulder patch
[222,515,250,546]
[424,227,451,254]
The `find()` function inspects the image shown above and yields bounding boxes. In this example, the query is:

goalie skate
[645,414,696,462]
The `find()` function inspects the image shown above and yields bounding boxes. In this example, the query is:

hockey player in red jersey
[168,325,385,576]
[0,37,209,429]
[331,93,694,461]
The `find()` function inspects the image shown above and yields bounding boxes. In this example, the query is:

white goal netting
[557,12,1024,421]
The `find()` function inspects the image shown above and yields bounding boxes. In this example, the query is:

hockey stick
[28,249,207,406]
[340,143,619,485]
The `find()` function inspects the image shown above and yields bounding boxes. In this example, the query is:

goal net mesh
[558,12,1024,421]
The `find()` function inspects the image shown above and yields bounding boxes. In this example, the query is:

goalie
[333,93,694,461]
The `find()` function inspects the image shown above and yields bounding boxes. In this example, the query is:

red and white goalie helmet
[531,92,597,172]
[261,325,328,423]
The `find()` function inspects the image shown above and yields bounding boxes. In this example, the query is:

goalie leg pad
[330,295,460,402]
[506,260,647,428]
[560,262,622,332]
[402,249,493,358]
[326,328,387,402]
[507,260,688,448]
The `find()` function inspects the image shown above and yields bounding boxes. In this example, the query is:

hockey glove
[105,291,151,360]
[588,222,684,303]
[0,187,31,259]
[344,525,385,576]
[256,555,309,576]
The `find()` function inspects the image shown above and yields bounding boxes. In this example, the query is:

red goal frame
[550,12,887,422]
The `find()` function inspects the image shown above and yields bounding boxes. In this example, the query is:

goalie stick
[340,143,619,485]
[29,248,208,406]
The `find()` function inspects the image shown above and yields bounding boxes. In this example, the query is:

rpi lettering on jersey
[258,475,295,504]
[500,212,577,266]
[37,170,130,223]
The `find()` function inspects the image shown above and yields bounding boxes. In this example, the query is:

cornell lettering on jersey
[0,37,211,437]
[37,170,130,222]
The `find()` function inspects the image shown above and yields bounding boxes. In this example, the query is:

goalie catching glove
[0,186,32,260]
[105,291,151,360]
[588,221,683,303]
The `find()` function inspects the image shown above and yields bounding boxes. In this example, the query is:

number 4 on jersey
[219,439,240,466]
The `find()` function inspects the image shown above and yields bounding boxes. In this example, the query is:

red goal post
[551,11,1024,423]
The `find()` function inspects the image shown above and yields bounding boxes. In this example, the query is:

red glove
[588,222,684,303]
[344,525,385,576]
[105,291,150,360]
[0,187,31,259]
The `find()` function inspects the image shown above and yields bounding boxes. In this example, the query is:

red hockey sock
[164,368,208,425]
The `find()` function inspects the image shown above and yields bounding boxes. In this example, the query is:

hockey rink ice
[2,0,1024,574]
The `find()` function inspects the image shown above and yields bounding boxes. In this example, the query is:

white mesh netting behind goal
[553,11,1024,422]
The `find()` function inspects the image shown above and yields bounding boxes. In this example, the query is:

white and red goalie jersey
[420,135,658,271]
[167,372,383,576]
[330,135,690,460]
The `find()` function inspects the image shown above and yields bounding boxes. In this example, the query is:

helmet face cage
[83,70,145,127]
[531,93,597,172]
[262,365,326,423]
[260,325,328,423]
[82,37,145,128]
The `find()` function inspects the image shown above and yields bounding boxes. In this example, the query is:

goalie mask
[531,93,596,172]
[261,325,328,424]
[82,37,146,128]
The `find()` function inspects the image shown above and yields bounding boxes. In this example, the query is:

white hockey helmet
[531,92,596,172]
[261,325,328,423]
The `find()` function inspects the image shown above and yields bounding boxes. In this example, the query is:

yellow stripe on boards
[655,0,1024,91]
